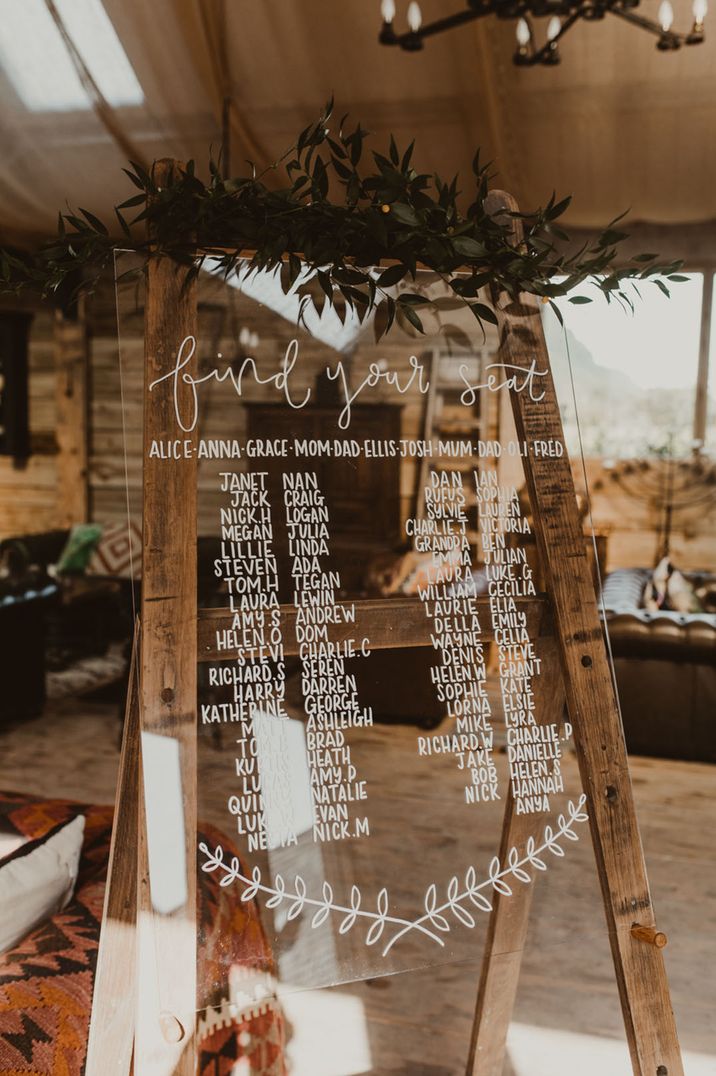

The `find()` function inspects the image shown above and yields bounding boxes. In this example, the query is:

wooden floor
[1,696,714,1076]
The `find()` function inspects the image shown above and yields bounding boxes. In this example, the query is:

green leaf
[599,229,629,246]
[452,276,481,298]
[317,270,333,303]
[469,302,498,325]
[548,300,564,326]
[568,295,592,304]
[327,137,346,159]
[372,301,390,342]
[288,253,302,288]
[117,193,146,210]
[546,195,571,220]
[401,141,415,173]
[334,266,369,286]
[115,208,131,238]
[122,168,145,191]
[452,235,486,259]
[297,293,312,330]
[398,293,430,306]
[605,208,630,229]
[129,160,152,190]
[389,203,420,227]
[384,296,396,335]
[377,263,407,288]
[332,157,353,181]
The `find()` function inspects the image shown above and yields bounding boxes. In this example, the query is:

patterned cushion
[85,521,142,579]
[0,792,285,1074]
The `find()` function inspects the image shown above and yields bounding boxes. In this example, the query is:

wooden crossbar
[197,595,551,661]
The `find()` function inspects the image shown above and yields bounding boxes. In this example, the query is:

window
[0,0,143,112]
[544,273,708,458]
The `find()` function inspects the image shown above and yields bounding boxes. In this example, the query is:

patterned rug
[0,792,286,1075]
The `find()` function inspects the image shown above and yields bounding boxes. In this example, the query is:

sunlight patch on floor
[507,1022,714,1075]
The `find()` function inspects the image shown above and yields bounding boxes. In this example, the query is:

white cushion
[0,832,25,858]
[0,814,85,952]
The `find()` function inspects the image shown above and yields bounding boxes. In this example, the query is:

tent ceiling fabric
[0,0,714,243]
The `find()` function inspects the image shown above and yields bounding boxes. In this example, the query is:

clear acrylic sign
[115,255,589,1007]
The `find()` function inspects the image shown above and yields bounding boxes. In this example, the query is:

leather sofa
[601,568,716,763]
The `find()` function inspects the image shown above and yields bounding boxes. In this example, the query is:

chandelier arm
[517,8,583,65]
[609,4,685,43]
[380,7,487,48]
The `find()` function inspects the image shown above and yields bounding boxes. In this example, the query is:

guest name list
[199,439,569,854]
[413,468,567,814]
[203,467,372,851]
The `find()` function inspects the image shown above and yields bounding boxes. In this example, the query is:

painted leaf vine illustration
[199,794,588,957]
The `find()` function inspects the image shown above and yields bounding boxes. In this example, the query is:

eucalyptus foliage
[0,99,685,334]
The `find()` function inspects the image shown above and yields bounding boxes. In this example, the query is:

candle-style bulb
[516,17,531,46]
[407,1,422,31]
[381,0,396,22]
[693,0,708,23]
[547,16,561,40]
[659,0,674,30]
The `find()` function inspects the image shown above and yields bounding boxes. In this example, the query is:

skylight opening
[0,0,143,112]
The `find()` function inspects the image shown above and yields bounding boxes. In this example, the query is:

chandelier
[378,0,707,65]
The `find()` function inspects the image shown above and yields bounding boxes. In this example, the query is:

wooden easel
[86,172,683,1076]
[466,192,683,1076]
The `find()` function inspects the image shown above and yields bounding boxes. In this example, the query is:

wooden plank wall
[0,300,60,539]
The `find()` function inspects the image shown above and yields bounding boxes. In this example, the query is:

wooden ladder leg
[134,159,199,1075]
[484,188,684,1076]
[466,635,563,1076]
[86,626,140,1076]
[133,159,198,1076]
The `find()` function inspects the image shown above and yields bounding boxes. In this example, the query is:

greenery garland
[0,99,685,336]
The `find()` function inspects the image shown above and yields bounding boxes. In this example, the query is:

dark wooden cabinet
[244,403,402,595]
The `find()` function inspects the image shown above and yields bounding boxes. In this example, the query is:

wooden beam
[483,190,684,1076]
[136,159,198,1075]
[54,302,89,526]
[467,636,564,1076]
[693,270,713,448]
[86,627,139,1076]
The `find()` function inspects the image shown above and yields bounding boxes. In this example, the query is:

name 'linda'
[148,335,548,432]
